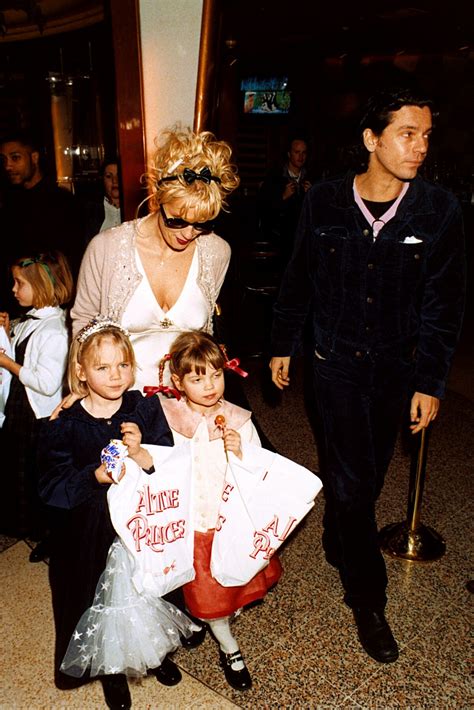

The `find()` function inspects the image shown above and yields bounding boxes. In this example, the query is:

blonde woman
[71,127,240,392]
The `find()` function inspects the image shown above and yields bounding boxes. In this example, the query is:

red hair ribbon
[146,354,181,399]
[143,385,181,400]
[224,358,248,378]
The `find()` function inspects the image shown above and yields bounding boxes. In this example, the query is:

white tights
[204,616,244,669]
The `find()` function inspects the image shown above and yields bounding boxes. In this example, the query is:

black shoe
[29,539,50,563]
[181,624,206,649]
[219,649,252,690]
[151,655,182,686]
[352,608,399,663]
[101,674,131,710]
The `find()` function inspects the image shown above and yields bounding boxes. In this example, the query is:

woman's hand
[49,392,81,420]
[223,428,242,460]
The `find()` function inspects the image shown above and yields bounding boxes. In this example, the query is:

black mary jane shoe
[181,624,207,649]
[151,655,182,686]
[100,674,131,710]
[352,608,399,663]
[219,649,252,690]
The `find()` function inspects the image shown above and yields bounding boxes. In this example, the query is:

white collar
[26,306,60,319]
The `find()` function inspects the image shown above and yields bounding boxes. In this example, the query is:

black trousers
[312,348,413,610]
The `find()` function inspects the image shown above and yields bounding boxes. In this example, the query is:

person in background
[0,251,73,561]
[257,136,312,261]
[270,88,465,664]
[0,132,83,313]
[83,158,122,245]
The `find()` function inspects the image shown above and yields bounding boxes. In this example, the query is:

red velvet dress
[161,398,282,619]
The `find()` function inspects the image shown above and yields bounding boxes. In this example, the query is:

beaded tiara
[76,316,130,344]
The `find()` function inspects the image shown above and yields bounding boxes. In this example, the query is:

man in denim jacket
[270,89,465,663]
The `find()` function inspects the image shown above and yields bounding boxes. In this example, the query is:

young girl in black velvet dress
[0,251,73,559]
[38,319,194,710]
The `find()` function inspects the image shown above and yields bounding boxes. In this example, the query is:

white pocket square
[401,236,423,244]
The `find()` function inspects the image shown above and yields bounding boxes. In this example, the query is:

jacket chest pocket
[312,226,348,278]
[396,241,425,283]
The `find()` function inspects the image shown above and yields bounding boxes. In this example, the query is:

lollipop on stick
[215,414,226,430]
[215,414,229,461]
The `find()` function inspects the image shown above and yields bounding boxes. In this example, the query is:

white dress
[60,538,199,678]
[122,248,209,392]
[161,399,261,532]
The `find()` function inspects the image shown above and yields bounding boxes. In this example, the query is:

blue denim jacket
[272,172,466,398]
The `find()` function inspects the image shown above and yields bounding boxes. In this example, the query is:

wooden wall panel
[109,0,145,220]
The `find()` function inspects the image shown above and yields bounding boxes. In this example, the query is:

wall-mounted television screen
[241,76,291,114]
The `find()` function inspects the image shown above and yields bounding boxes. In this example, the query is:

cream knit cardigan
[71,216,231,337]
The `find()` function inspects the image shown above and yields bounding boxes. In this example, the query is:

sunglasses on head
[160,205,215,234]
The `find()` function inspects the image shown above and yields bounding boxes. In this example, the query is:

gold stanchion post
[379,426,446,561]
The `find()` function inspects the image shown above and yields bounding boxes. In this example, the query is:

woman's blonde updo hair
[144,126,240,223]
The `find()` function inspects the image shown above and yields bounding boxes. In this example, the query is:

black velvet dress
[0,333,46,538]
[37,391,173,690]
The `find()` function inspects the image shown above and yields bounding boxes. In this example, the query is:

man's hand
[270,356,291,390]
[282,180,297,200]
[410,392,440,434]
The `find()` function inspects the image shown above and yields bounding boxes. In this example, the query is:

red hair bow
[224,358,248,378]
[143,385,181,400]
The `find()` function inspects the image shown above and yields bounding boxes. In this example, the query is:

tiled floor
[1,324,472,709]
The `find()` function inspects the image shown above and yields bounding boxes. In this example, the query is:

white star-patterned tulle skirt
[60,538,200,678]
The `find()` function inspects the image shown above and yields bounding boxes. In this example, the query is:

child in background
[158,330,283,691]
[0,251,73,561]
[38,319,190,710]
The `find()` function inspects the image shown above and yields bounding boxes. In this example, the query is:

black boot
[352,608,399,663]
[101,674,131,710]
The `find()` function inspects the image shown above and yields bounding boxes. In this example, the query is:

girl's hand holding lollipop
[215,415,243,460]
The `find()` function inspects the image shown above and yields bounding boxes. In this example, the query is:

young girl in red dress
[158,330,282,690]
